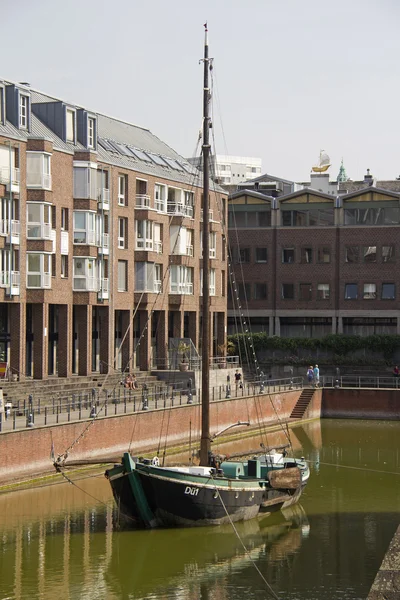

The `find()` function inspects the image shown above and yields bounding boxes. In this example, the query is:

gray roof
[2,79,227,192]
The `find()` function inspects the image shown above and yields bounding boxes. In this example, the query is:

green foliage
[227,333,400,363]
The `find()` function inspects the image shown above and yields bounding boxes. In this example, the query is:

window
[344,207,400,226]
[118,217,127,249]
[281,209,334,227]
[301,247,313,264]
[382,283,395,300]
[255,248,267,263]
[221,271,226,297]
[66,109,75,142]
[209,232,216,258]
[61,208,68,231]
[136,220,153,250]
[299,283,312,301]
[345,246,359,263]
[73,257,97,290]
[382,245,395,263]
[155,184,166,212]
[27,203,51,239]
[254,283,267,300]
[282,283,294,299]
[317,246,331,263]
[61,255,68,278]
[118,175,127,206]
[236,247,250,263]
[117,260,127,291]
[363,283,376,299]
[345,283,358,299]
[238,283,251,300]
[88,117,95,148]
[27,253,51,288]
[73,211,96,244]
[317,283,330,300]
[0,87,4,124]
[169,265,193,294]
[282,248,295,263]
[135,262,161,293]
[26,152,52,189]
[154,264,162,292]
[363,246,376,263]
[73,165,98,199]
[19,95,28,129]
[200,268,216,296]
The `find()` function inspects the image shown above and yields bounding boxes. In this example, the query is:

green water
[0,419,399,599]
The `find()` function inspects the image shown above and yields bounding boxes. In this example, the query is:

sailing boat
[105,26,310,529]
[311,150,331,173]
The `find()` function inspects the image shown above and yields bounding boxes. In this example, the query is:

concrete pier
[367,525,400,599]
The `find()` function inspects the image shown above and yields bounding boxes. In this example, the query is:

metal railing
[135,194,151,208]
[0,376,300,433]
[320,375,400,389]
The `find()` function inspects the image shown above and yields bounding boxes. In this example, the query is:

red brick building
[228,186,400,337]
[0,79,227,379]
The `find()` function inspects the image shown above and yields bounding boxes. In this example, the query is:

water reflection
[1,419,400,599]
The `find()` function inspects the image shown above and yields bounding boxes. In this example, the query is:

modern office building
[0,79,228,379]
[189,154,262,186]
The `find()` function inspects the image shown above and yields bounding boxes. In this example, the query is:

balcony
[0,219,20,244]
[0,167,20,192]
[155,200,165,212]
[26,172,52,190]
[73,230,96,245]
[154,280,162,293]
[136,194,151,208]
[73,275,99,292]
[27,223,52,240]
[170,282,193,295]
[97,188,110,210]
[97,233,109,255]
[27,272,51,289]
[167,203,193,218]
[154,240,163,254]
[98,278,109,300]
[136,239,153,251]
[0,270,20,295]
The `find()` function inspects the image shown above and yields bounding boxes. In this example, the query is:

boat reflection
[106,504,310,598]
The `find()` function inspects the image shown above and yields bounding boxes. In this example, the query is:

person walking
[313,364,320,387]
[306,366,314,386]
[234,369,242,390]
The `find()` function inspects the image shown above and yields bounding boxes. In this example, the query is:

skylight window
[148,153,168,167]
[128,148,152,162]
[163,157,184,171]
[98,139,116,152]
[109,141,132,157]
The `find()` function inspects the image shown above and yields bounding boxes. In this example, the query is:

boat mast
[200,23,211,466]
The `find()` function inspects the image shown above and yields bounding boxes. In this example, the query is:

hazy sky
[3,0,400,182]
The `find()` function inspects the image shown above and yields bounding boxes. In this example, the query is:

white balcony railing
[0,219,8,236]
[155,200,165,212]
[186,245,194,257]
[167,203,193,217]
[27,222,52,240]
[154,280,162,293]
[73,230,96,245]
[27,272,51,289]
[26,172,52,190]
[97,233,109,254]
[73,276,99,292]
[0,167,20,187]
[135,194,151,208]
[98,278,109,300]
[97,188,110,209]
[209,248,216,258]
[136,239,153,251]
[61,231,69,255]
[0,270,20,290]
[170,282,193,295]
[154,241,163,254]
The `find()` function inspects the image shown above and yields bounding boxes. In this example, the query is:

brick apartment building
[228,186,400,338]
[0,79,227,380]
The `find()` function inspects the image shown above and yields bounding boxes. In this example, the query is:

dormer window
[0,87,4,125]
[88,117,95,148]
[66,109,75,143]
[19,95,28,129]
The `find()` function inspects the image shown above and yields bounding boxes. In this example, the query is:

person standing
[234,369,242,389]
[313,364,320,387]
[307,366,314,386]
[393,365,399,378]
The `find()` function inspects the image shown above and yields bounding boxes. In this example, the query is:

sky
[3,0,400,182]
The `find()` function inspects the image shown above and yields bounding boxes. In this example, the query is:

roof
[229,189,274,202]
[1,78,226,192]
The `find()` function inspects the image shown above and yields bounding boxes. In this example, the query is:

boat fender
[152,456,160,466]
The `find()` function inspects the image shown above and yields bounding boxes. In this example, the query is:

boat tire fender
[152,456,160,466]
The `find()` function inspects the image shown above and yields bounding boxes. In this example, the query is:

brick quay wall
[0,389,321,485]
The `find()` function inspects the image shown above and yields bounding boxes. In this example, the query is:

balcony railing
[135,194,151,208]
[73,276,99,292]
[27,223,52,240]
[154,240,163,254]
[167,203,193,217]
[73,230,96,245]
[26,172,52,190]
[97,188,110,209]
[27,272,51,289]
[0,270,20,290]
[98,278,109,300]
[200,209,214,221]
[0,167,20,187]
[154,280,162,293]
[97,233,109,254]
[186,245,194,257]
[61,231,69,254]
[155,200,165,212]
[136,239,153,251]
[170,282,193,295]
